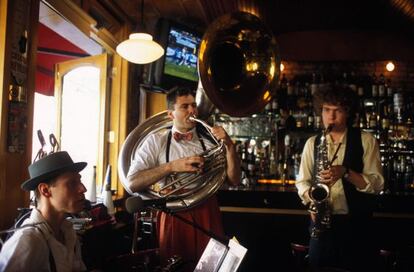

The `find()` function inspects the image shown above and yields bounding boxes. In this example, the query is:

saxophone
[308,124,333,239]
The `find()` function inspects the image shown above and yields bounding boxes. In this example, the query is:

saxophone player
[295,84,384,271]
[126,87,241,271]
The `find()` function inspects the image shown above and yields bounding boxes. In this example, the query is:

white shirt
[295,129,384,214]
[0,208,86,272]
[127,126,215,188]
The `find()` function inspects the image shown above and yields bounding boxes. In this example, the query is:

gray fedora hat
[21,151,87,191]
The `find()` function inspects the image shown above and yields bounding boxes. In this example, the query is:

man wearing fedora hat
[0,151,88,271]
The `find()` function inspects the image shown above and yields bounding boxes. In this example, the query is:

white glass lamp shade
[116,33,164,64]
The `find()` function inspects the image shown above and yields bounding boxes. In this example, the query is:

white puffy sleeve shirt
[0,209,86,272]
[127,126,215,187]
[295,130,384,214]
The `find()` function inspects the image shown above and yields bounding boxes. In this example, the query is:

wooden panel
[81,0,122,33]
[108,30,131,197]
[146,92,166,118]
[0,0,38,229]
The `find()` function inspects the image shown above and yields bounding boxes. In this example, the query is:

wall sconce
[386,61,395,72]
[280,62,285,72]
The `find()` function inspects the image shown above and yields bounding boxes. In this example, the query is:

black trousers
[308,214,379,272]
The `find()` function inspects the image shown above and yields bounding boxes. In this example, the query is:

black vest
[314,128,376,216]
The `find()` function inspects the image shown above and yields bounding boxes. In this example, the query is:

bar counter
[218,184,414,215]
[216,184,414,271]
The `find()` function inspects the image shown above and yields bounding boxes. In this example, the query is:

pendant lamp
[116,0,164,64]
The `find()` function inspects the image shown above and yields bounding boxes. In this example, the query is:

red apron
[156,196,224,269]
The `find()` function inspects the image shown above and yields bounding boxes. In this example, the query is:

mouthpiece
[188,115,220,145]
[189,115,213,130]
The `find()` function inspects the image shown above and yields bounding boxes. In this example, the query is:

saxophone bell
[309,183,330,203]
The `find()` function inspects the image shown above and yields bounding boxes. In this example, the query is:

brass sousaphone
[118,12,280,212]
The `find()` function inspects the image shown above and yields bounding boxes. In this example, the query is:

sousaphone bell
[118,12,281,212]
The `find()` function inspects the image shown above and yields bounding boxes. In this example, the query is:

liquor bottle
[281,134,291,186]
[254,146,263,180]
[287,79,294,97]
[386,79,393,98]
[247,147,256,179]
[271,98,279,115]
[378,74,386,98]
[348,71,357,92]
[357,85,365,98]
[277,154,284,180]
[359,101,367,129]
[258,148,269,178]
[280,73,288,94]
[293,153,301,181]
[406,117,413,139]
[398,156,406,192]
[264,101,272,115]
[314,115,322,130]
[285,110,296,131]
[296,110,305,128]
[380,104,390,145]
[368,109,378,131]
[385,79,394,122]
[341,72,349,88]
[269,147,277,178]
[241,151,248,174]
[371,73,378,98]
[318,73,325,92]
[404,156,413,191]
[307,110,314,129]
[310,72,319,95]
[393,92,404,125]
[102,165,115,216]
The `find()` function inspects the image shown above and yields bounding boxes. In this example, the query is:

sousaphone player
[126,87,241,270]
[119,11,280,271]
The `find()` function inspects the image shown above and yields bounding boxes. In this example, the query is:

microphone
[125,195,167,213]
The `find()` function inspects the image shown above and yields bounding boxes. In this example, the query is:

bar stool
[290,243,309,271]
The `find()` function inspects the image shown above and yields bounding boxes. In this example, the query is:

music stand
[194,237,247,272]
[160,208,247,272]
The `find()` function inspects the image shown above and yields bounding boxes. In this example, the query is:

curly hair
[313,84,359,127]
[166,86,196,110]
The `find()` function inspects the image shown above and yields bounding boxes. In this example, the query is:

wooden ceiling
[96,0,414,37]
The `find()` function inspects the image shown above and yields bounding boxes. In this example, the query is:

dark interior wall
[277,30,414,62]
[276,30,414,90]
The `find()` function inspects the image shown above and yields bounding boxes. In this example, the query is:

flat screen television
[147,19,202,91]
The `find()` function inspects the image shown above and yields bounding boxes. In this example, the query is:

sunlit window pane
[61,66,100,198]
[32,93,56,161]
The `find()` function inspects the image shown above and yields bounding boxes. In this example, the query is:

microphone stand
[128,205,233,271]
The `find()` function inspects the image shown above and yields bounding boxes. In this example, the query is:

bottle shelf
[214,70,414,194]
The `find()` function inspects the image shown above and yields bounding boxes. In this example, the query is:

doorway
[33,1,107,201]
